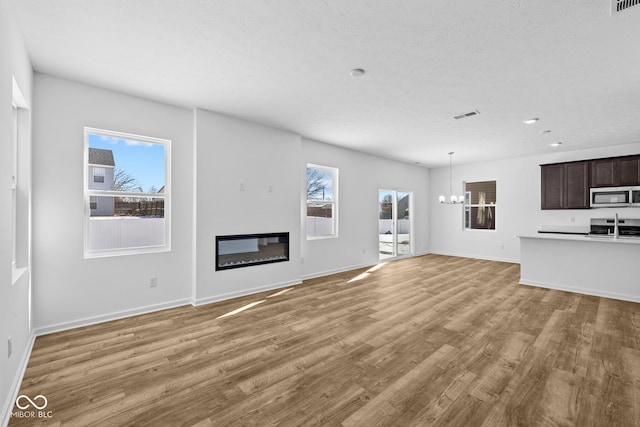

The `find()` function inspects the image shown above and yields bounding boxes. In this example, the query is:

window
[11,103,17,267]
[11,77,30,283]
[464,180,496,230]
[306,164,338,238]
[84,128,170,257]
[93,167,105,183]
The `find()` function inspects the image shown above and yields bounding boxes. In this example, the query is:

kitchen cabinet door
[619,156,640,186]
[591,158,619,187]
[541,163,564,209]
[565,161,590,209]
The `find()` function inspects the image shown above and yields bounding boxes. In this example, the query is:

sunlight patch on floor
[266,288,292,298]
[217,300,265,319]
[347,262,388,283]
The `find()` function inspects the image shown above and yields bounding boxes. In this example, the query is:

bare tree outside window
[306,165,338,238]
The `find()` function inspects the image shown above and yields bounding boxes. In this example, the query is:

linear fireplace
[216,232,289,271]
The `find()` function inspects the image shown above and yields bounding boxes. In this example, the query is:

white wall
[301,138,430,278]
[31,74,194,333]
[429,143,640,263]
[193,108,302,304]
[0,0,33,424]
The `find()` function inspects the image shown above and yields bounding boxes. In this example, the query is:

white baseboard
[301,262,376,281]
[34,298,192,336]
[193,279,303,307]
[520,279,640,304]
[429,250,520,264]
[1,332,36,427]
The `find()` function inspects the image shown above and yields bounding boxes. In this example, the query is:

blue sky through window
[88,133,165,192]
[307,167,333,201]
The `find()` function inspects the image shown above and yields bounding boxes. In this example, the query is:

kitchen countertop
[519,233,640,244]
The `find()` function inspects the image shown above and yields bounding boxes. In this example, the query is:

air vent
[611,0,640,14]
[452,110,480,120]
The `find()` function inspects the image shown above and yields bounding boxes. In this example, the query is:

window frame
[11,77,30,285]
[11,102,18,268]
[463,180,497,231]
[83,127,171,258]
[306,163,339,240]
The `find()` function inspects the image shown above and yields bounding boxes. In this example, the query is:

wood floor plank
[8,254,640,426]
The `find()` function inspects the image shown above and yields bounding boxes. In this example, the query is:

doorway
[379,189,412,260]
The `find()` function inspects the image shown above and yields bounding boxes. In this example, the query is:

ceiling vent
[611,0,640,14]
[452,110,480,120]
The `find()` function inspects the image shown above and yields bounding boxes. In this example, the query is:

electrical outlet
[267,184,273,193]
[239,182,246,191]
[149,276,158,288]
[8,337,12,358]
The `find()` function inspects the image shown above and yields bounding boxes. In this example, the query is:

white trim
[11,266,27,286]
[1,333,36,427]
[301,262,377,280]
[193,279,303,307]
[34,298,192,336]
[11,77,28,108]
[519,279,640,304]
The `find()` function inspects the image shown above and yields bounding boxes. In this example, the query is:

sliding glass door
[379,189,412,260]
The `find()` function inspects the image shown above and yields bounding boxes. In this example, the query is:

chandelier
[439,152,464,204]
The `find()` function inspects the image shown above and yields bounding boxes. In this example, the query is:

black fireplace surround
[216,232,289,271]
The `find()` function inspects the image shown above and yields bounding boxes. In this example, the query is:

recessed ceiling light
[350,68,365,77]
[550,142,562,147]
[523,118,539,124]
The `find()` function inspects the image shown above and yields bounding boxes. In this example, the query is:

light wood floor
[9,255,640,426]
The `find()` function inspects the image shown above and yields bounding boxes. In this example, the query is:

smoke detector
[611,0,640,15]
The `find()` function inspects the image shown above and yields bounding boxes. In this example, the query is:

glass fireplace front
[216,232,289,271]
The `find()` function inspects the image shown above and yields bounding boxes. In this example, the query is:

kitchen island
[518,233,640,303]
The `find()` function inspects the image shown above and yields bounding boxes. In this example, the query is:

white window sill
[12,265,28,285]
[307,234,339,241]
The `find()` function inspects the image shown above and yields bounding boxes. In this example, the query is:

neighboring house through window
[306,164,338,238]
[88,148,115,216]
[464,180,496,230]
[85,128,170,257]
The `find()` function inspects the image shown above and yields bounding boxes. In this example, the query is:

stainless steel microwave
[590,186,640,208]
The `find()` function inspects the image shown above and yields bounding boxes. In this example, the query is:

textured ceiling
[9,0,640,167]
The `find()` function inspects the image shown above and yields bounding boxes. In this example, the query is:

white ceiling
[9,0,640,167]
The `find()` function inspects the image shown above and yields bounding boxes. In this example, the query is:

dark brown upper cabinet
[591,155,640,187]
[541,163,565,209]
[619,156,640,186]
[565,161,590,208]
[541,161,590,210]
[591,158,619,187]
